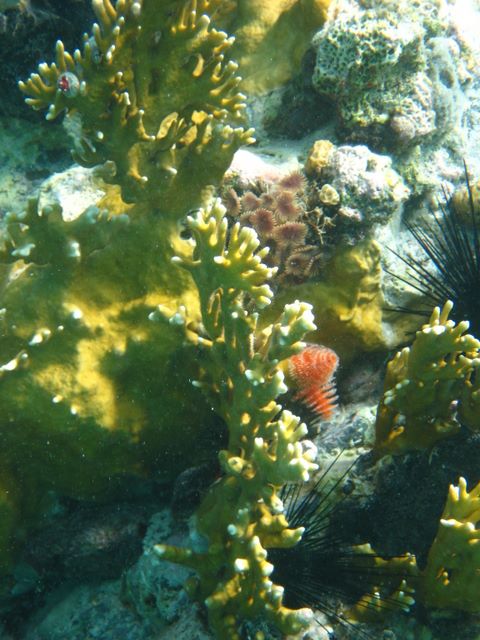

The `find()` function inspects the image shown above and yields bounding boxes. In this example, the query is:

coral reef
[0,0,253,571]
[222,143,395,362]
[375,301,480,456]
[224,141,408,298]
[154,200,318,639]
[6,0,480,637]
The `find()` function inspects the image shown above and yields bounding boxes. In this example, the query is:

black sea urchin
[387,166,480,337]
[269,457,416,637]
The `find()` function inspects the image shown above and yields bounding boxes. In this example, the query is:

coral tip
[288,345,339,419]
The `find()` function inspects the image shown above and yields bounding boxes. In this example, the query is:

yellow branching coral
[375,301,480,455]
[0,0,253,571]
[421,477,480,611]
[346,544,417,621]
[19,0,254,211]
[154,200,318,639]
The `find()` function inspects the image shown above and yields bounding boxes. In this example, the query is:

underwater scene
[2,0,480,638]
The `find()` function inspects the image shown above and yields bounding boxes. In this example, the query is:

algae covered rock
[309,143,410,228]
[312,7,429,145]
[0,195,218,570]
[312,1,465,150]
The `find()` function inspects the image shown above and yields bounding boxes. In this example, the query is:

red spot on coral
[288,344,339,419]
[58,75,70,92]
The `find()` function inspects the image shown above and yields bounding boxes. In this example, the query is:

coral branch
[156,199,318,638]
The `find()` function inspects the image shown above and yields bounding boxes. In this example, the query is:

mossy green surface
[312,2,452,148]
[216,0,331,94]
